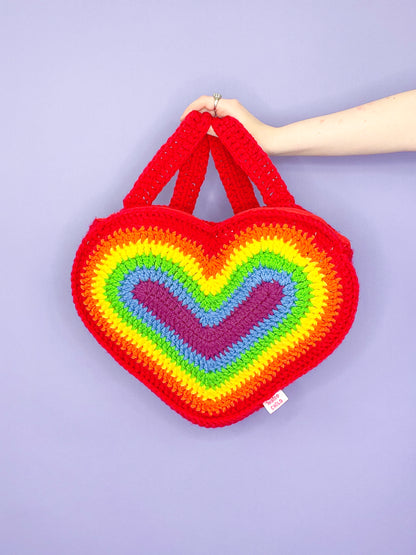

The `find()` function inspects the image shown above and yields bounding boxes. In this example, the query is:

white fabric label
[263,390,288,414]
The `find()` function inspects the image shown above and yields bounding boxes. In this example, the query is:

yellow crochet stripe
[83,237,333,400]
[90,294,324,401]
[92,236,329,300]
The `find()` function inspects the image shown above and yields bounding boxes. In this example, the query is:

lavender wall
[2,1,415,554]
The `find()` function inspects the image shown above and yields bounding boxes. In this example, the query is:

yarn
[71,110,359,427]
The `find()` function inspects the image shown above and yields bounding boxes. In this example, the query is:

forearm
[262,89,416,156]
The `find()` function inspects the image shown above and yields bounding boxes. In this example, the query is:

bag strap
[123,110,295,210]
[211,114,295,208]
[168,133,211,214]
[169,134,260,214]
[123,110,211,209]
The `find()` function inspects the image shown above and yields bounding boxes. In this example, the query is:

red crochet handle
[169,134,261,214]
[123,110,295,211]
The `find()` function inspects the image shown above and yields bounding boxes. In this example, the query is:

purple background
[2,1,416,553]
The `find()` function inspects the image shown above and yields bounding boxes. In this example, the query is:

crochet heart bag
[71,110,359,427]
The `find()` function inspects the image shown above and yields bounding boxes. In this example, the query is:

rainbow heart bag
[71,110,359,427]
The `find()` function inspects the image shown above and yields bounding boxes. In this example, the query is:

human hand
[179,95,272,151]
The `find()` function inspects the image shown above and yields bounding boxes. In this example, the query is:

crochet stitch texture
[71,110,359,427]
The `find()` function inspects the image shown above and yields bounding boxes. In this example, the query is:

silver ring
[213,93,222,116]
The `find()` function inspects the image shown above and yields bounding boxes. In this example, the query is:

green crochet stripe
[104,250,310,310]
[104,286,312,390]
[100,254,313,389]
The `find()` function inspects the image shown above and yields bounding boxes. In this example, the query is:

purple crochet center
[132,280,284,358]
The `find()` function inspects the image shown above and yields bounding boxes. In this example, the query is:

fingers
[178,96,269,150]
[179,95,216,121]
[178,95,218,135]
[180,96,245,123]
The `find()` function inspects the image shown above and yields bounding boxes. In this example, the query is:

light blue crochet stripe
[119,289,295,373]
[114,268,297,373]
[118,266,295,326]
